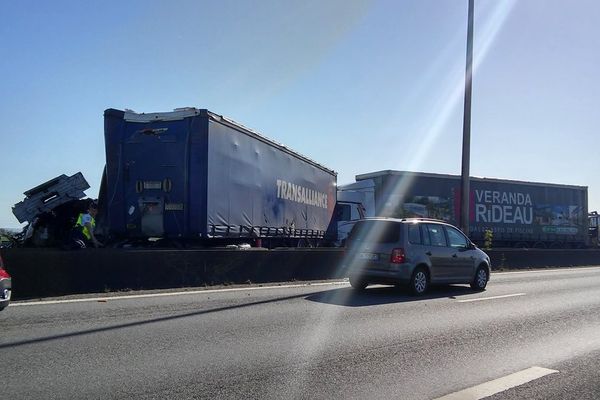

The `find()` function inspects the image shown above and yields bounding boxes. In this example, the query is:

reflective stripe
[74,213,95,240]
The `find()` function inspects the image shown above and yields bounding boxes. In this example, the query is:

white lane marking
[457,293,526,303]
[17,265,597,307]
[493,266,600,276]
[434,366,559,400]
[14,264,599,307]
[11,281,350,307]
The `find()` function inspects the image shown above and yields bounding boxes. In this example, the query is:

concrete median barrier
[487,248,600,270]
[1,248,347,300]
[2,248,600,300]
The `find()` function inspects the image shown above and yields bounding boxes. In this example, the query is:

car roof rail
[401,217,449,224]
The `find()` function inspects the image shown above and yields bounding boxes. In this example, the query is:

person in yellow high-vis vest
[70,201,102,249]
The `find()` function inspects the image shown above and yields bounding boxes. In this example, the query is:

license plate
[359,252,379,261]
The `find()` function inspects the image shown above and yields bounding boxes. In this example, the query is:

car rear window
[408,223,421,244]
[348,220,401,244]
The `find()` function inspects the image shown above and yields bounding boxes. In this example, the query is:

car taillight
[390,248,405,264]
[0,268,9,279]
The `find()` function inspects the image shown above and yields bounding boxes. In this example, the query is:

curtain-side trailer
[352,170,589,248]
[102,108,338,246]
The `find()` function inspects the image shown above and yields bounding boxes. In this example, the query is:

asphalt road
[2,267,600,399]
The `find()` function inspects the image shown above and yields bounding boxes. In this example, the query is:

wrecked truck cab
[12,173,96,247]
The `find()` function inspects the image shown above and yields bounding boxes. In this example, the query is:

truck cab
[335,179,375,245]
[333,201,366,245]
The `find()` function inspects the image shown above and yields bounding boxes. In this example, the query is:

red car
[0,251,11,311]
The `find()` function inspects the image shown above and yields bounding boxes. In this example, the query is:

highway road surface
[2,266,600,399]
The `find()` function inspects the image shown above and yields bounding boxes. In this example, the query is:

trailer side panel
[360,171,588,247]
[205,119,336,238]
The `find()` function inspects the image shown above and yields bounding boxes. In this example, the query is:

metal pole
[461,0,474,233]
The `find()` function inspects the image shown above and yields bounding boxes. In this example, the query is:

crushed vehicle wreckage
[12,172,99,247]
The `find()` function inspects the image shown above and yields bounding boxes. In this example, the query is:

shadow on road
[0,292,309,350]
[1,284,482,350]
[306,285,478,307]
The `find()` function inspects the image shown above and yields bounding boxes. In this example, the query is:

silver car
[345,218,491,295]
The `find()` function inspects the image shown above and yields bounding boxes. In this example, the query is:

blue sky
[1,0,599,228]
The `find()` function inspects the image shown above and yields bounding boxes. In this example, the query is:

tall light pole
[460,0,474,233]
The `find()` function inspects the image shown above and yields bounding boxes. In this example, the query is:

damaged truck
[12,108,365,248]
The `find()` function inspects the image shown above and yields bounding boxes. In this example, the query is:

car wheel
[409,267,428,296]
[470,266,488,291]
[349,275,368,290]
